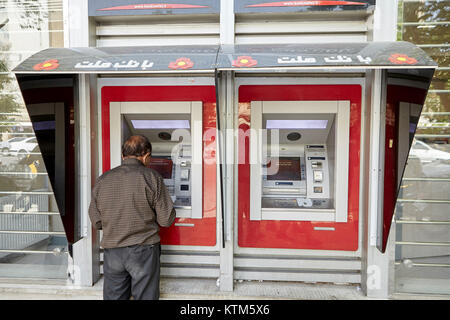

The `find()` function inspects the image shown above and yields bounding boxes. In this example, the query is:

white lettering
[278,56,317,64]
[324,55,352,63]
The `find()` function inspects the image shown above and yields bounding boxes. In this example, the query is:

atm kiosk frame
[12,42,437,292]
[234,77,364,254]
[98,76,220,254]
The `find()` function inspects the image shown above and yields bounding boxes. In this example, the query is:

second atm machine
[250,100,350,223]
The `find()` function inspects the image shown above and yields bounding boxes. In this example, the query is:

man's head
[122,135,152,166]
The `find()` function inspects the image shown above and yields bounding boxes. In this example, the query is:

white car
[0,137,27,152]
[8,137,38,155]
[409,139,450,163]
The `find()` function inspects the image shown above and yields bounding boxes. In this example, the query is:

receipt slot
[250,101,350,222]
[110,101,203,219]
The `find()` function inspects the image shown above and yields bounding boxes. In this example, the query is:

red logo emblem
[388,54,418,65]
[168,57,194,70]
[33,59,60,71]
[232,56,258,68]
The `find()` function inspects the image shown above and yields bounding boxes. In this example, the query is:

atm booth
[12,42,436,292]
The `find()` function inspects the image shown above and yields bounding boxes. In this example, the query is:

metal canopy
[13,41,436,74]
[216,41,437,71]
[12,45,220,74]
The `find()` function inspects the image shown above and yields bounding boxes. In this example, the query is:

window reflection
[0,0,67,280]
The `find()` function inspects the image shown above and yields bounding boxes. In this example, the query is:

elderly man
[89,135,176,300]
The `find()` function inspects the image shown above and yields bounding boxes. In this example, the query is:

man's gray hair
[122,135,152,158]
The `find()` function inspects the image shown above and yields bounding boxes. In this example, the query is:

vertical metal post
[220,0,235,45]
[364,0,400,299]
[217,70,235,292]
[218,0,235,292]
[214,71,226,249]
[373,0,399,41]
[65,0,98,286]
[368,70,387,249]
[365,69,392,298]
[71,74,95,286]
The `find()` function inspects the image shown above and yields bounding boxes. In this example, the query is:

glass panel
[396,243,450,262]
[433,69,450,81]
[0,235,68,279]
[397,202,450,222]
[422,47,450,69]
[401,24,449,45]
[403,138,450,178]
[0,0,68,280]
[418,114,450,129]
[422,92,450,114]
[395,264,450,295]
[396,223,450,243]
[396,0,450,297]
[402,1,450,23]
[399,179,450,200]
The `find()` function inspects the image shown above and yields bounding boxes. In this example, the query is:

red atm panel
[238,85,362,251]
[101,85,217,246]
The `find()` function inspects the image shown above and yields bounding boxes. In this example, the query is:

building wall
[394,0,450,295]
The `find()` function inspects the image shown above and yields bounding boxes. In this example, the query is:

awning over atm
[13,41,437,74]
[12,45,220,74]
[216,41,437,71]
[12,41,438,254]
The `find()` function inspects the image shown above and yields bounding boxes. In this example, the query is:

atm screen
[147,157,173,179]
[266,157,301,181]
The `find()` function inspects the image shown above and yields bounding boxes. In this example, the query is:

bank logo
[388,53,418,65]
[232,56,258,68]
[168,57,194,70]
[33,59,59,71]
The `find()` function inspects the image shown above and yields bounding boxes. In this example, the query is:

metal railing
[395,261,450,268]
[0,230,65,235]
[396,241,450,247]
[396,220,450,225]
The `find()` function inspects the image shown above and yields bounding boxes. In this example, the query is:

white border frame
[234,76,365,258]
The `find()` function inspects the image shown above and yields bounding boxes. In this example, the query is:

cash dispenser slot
[250,100,350,222]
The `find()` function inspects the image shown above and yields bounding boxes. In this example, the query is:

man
[89,135,176,300]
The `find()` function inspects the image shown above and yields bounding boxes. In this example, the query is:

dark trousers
[103,243,161,300]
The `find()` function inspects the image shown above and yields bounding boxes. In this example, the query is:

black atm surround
[15,74,77,248]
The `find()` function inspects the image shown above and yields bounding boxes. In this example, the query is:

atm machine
[109,101,203,219]
[250,100,350,223]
